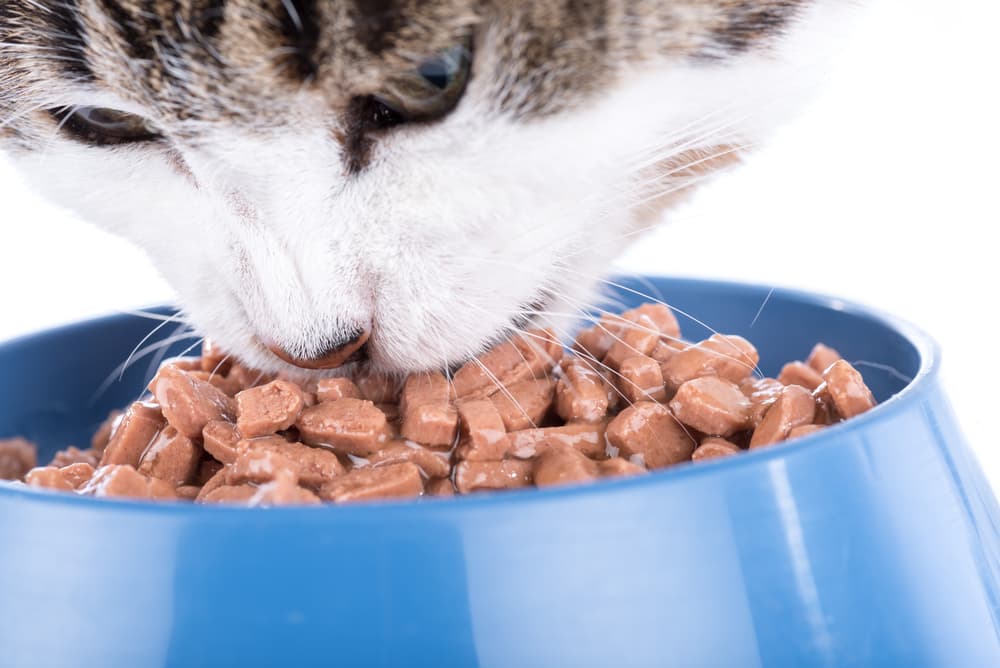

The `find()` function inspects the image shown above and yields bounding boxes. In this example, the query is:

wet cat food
[4,302,879,504]
[0,437,35,481]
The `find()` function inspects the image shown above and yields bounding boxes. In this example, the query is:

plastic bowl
[2,276,999,667]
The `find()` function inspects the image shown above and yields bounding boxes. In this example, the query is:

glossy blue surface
[1,277,999,668]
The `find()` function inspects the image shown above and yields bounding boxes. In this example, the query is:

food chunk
[555,359,610,423]
[606,402,695,469]
[455,400,509,461]
[100,402,166,468]
[822,360,876,419]
[80,465,176,500]
[14,301,881,505]
[137,427,200,486]
[692,438,742,462]
[489,378,555,431]
[235,380,306,438]
[150,365,235,439]
[661,335,759,391]
[297,399,388,456]
[670,377,751,437]
[455,459,534,493]
[749,385,817,448]
[319,462,424,503]
[0,437,37,481]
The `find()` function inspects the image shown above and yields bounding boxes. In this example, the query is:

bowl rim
[0,275,940,517]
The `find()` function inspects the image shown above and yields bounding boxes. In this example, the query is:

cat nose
[267,327,370,370]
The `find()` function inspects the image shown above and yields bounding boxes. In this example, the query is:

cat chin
[4,1,857,373]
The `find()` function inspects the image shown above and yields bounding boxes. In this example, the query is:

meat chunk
[455,400,510,461]
[749,385,817,448]
[228,436,345,486]
[692,438,742,462]
[319,462,424,503]
[533,447,599,488]
[150,365,235,439]
[315,377,363,403]
[778,362,824,391]
[806,343,842,374]
[137,426,201,486]
[0,437,37,481]
[297,399,389,456]
[489,378,555,431]
[450,330,562,400]
[555,358,610,423]
[235,380,306,438]
[455,459,534,493]
[506,422,607,460]
[669,377,752,437]
[399,372,458,447]
[80,465,177,500]
[822,360,876,419]
[661,335,759,392]
[100,402,165,468]
[617,355,667,404]
[202,420,241,464]
[249,471,321,506]
[606,402,695,469]
[366,441,452,478]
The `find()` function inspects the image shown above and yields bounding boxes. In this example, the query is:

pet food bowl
[1,276,998,667]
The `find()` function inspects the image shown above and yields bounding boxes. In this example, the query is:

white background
[2,1,998,482]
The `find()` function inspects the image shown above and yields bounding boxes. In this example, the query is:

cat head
[0,0,853,375]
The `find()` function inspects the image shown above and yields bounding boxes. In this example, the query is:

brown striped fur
[1,1,806,143]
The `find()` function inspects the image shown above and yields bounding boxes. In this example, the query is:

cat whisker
[470,356,537,429]
[550,277,763,377]
[115,308,189,323]
[140,324,202,395]
[207,354,233,382]
[849,360,913,384]
[624,112,752,175]
[88,328,201,405]
[119,318,174,382]
[515,321,641,411]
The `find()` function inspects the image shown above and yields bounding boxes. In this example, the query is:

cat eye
[48,106,162,146]
[371,44,472,125]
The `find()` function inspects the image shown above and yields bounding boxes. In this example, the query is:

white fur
[7,1,859,375]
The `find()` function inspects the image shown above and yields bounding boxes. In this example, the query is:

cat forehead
[70,1,477,119]
[2,0,810,128]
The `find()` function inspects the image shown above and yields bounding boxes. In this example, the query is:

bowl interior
[0,276,928,465]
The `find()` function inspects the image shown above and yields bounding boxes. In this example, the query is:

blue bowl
[2,277,999,667]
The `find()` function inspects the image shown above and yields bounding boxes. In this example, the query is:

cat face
[0,0,852,375]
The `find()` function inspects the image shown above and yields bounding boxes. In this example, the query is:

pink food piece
[100,402,165,468]
[606,401,695,469]
[319,462,424,503]
[150,365,235,439]
[296,399,389,456]
[235,380,306,438]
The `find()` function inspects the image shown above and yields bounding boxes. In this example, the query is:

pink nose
[267,328,370,370]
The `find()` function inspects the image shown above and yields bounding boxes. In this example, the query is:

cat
[0,1,857,375]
